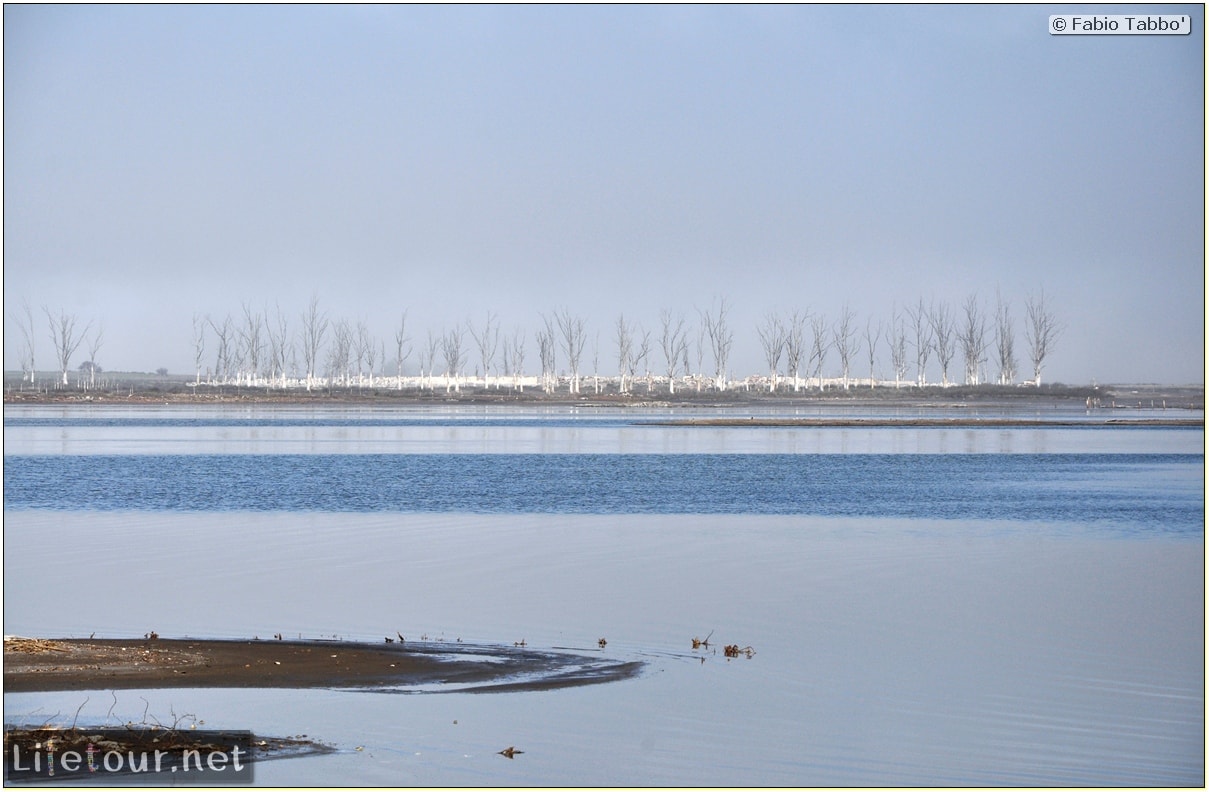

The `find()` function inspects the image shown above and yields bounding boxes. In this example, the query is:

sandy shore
[3,636,640,693]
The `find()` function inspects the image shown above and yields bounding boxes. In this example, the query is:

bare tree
[808,313,830,389]
[266,305,290,388]
[993,289,1016,385]
[192,313,206,385]
[756,312,786,392]
[659,309,688,394]
[85,324,104,389]
[906,299,933,386]
[44,307,92,387]
[209,314,235,384]
[634,326,653,392]
[959,294,989,385]
[863,318,881,389]
[420,330,440,390]
[591,332,602,394]
[394,312,412,390]
[327,319,352,387]
[239,303,265,386]
[16,299,37,384]
[228,336,246,383]
[615,314,634,395]
[681,339,693,392]
[929,301,956,386]
[784,310,807,391]
[694,323,707,393]
[508,328,526,392]
[468,312,499,389]
[699,297,733,391]
[1025,289,1062,386]
[833,306,858,390]
[889,308,909,388]
[536,316,557,394]
[441,324,466,392]
[358,322,376,388]
[555,310,586,394]
[299,296,329,391]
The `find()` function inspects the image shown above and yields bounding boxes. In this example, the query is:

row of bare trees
[10,291,1062,393]
[12,300,105,388]
[751,290,1061,391]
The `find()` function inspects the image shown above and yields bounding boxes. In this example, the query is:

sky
[4,4,1204,385]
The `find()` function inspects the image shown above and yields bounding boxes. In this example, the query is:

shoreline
[636,417,1204,427]
[3,636,641,694]
[4,381,1204,411]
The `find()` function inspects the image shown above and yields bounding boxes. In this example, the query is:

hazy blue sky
[5,4,1204,384]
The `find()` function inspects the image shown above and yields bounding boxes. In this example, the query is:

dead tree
[508,328,526,392]
[993,290,1016,385]
[441,324,466,392]
[556,310,586,394]
[192,313,206,385]
[327,319,352,387]
[44,307,91,387]
[208,314,235,384]
[359,323,376,388]
[659,309,688,394]
[1025,290,1062,386]
[889,308,909,388]
[833,306,858,390]
[16,299,37,385]
[863,318,881,389]
[784,310,807,391]
[808,313,830,389]
[906,299,933,386]
[928,301,956,386]
[239,303,265,386]
[591,332,602,394]
[615,314,634,395]
[536,316,557,394]
[85,324,104,389]
[959,294,989,385]
[699,297,733,391]
[299,296,329,391]
[694,324,707,392]
[756,312,786,392]
[419,330,440,390]
[267,306,290,388]
[634,326,653,392]
[468,312,499,389]
[394,312,412,390]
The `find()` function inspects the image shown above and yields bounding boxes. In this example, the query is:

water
[3,404,1204,786]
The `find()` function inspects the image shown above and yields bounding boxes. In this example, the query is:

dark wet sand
[4,637,641,693]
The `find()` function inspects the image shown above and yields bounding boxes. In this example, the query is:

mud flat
[3,636,641,694]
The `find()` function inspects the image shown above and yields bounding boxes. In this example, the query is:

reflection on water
[2,406,1203,786]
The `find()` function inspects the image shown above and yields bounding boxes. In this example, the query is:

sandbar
[4,636,641,694]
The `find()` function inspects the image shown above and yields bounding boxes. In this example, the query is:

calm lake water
[3,404,1204,786]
